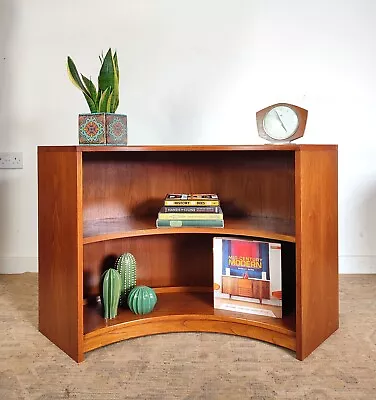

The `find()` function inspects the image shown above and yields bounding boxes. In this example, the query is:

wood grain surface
[38,144,338,153]
[38,149,84,362]
[81,150,295,222]
[37,144,338,362]
[83,291,296,353]
[295,148,339,360]
[83,216,295,244]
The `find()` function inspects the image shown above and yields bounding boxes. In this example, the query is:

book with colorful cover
[161,205,221,213]
[164,193,220,206]
[156,219,224,228]
[158,206,223,220]
[165,194,219,200]
[213,237,282,318]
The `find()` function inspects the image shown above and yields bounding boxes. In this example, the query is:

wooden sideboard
[222,276,270,303]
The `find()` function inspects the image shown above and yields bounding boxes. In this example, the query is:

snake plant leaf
[113,51,119,81]
[107,92,114,113]
[81,75,97,103]
[67,56,90,97]
[98,87,112,112]
[98,48,116,93]
[99,50,104,65]
[109,55,119,112]
[114,51,120,111]
[95,88,102,111]
[84,93,97,112]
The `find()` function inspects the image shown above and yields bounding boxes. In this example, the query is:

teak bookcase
[37,144,338,363]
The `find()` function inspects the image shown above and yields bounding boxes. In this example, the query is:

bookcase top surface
[38,144,337,153]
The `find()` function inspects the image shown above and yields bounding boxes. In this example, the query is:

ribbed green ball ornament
[127,286,157,315]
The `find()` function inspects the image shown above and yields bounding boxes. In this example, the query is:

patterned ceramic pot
[78,113,127,145]
[127,286,157,315]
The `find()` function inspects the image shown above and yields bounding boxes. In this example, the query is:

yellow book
[164,193,220,206]
[164,200,220,206]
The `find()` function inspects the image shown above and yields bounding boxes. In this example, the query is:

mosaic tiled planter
[78,113,127,145]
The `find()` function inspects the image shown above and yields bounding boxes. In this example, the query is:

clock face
[263,105,299,141]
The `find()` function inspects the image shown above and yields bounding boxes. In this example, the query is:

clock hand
[274,110,287,132]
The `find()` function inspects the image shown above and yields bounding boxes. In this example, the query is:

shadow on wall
[0,0,14,132]
[0,0,16,273]
[0,179,13,264]
[359,185,376,263]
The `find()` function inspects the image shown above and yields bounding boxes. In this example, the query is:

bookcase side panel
[38,149,84,362]
[295,148,339,360]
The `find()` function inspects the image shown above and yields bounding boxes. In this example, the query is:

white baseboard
[0,257,38,274]
[339,255,376,274]
[0,256,375,274]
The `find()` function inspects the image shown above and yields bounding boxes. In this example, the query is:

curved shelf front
[83,216,295,244]
[83,291,296,355]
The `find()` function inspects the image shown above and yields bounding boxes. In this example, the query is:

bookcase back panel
[82,151,295,222]
[83,234,214,298]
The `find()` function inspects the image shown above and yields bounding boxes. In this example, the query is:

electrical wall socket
[0,152,23,169]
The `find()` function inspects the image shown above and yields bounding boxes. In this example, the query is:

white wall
[1,0,375,273]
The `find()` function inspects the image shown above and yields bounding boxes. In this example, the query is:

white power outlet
[0,152,23,169]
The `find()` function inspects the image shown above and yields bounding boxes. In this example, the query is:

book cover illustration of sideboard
[37,144,338,363]
[213,236,282,318]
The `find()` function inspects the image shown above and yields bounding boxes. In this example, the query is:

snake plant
[67,48,120,113]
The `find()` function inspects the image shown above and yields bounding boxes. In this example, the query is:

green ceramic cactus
[127,286,157,315]
[102,268,121,319]
[115,252,137,306]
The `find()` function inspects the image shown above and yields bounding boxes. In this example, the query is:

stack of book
[156,193,224,228]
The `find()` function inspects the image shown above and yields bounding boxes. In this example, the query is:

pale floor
[1,273,376,399]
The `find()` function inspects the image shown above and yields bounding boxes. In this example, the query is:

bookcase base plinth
[83,316,296,355]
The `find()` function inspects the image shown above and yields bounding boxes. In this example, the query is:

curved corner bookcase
[38,144,338,363]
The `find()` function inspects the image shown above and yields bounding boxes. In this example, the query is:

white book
[213,237,282,318]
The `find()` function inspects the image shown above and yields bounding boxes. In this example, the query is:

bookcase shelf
[83,290,296,354]
[83,216,295,244]
[38,144,338,363]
